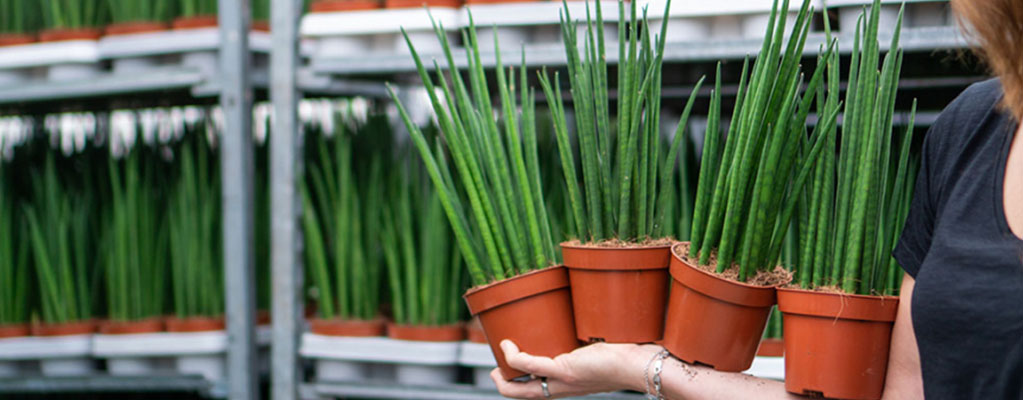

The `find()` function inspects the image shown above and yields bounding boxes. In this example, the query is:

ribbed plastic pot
[0,323,29,338]
[387,323,465,342]
[661,244,776,372]
[384,0,461,8]
[165,316,225,332]
[561,242,671,343]
[38,28,102,42]
[777,287,899,400]
[757,338,784,357]
[0,34,35,47]
[310,0,382,12]
[464,265,579,380]
[172,16,219,30]
[104,21,169,36]
[309,318,386,337]
[99,318,164,334]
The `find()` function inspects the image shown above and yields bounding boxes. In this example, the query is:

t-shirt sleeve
[893,123,943,278]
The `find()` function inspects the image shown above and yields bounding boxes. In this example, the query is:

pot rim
[308,317,387,337]
[103,21,170,36]
[30,319,98,336]
[164,315,226,332]
[670,249,777,307]
[309,0,382,12]
[0,323,30,338]
[777,286,899,322]
[98,317,165,334]
[38,28,102,42]
[463,265,569,315]
[562,241,672,271]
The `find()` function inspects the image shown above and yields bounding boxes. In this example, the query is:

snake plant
[178,0,217,18]
[106,0,173,24]
[688,0,842,282]
[540,0,704,244]
[0,0,41,36]
[24,155,93,324]
[0,164,28,326]
[793,0,917,295]
[103,148,168,322]
[40,0,107,30]
[389,13,557,286]
[169,131,223,318]
[380,154,464,326]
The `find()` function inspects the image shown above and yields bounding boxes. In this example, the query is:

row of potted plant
[0,0,277,48]
[389,0,917,398]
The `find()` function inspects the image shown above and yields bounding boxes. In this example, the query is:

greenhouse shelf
[308,25,967,76]
[0,67,205,105]
[0,375,224,397]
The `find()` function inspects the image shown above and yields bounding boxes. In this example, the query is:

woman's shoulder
[926,78,1006,153]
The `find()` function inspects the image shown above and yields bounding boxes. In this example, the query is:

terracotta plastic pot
[257,310,271,326]
[104,21,169,36]
[466,318,487,344]
[172,16,219,30]
[252,21,271,32]
[31,320,97,336]
[165,316,225,332]
[308,318,386,337]
[777,287,899,400]
[388,323,466,342]
[0,323,29,338]
[0,34,35,47]
[99,318,165,335]
[38,28,102,43]
[661,244,777,372]
[384,0,462,8]
[757,338,784,357]
[310,0,382,12]
[464,266,579,380]
[561,242,670,343]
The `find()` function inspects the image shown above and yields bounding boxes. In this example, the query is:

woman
[493,0,1023,398]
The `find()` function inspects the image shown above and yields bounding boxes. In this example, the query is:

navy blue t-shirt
[894,78,1023,400]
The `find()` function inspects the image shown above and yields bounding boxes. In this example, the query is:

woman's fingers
[491,368,546,400]
[501,340,563,379]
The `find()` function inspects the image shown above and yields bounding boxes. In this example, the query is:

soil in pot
[561,240,671,343]
[38,29,102,43]
[384,0,462,8]
[0,324,29,338]
[0,34,35,47]
[777,287,899,400]
[31,320,97,336]
[104,22,170,36]
[661,242,789,372]
[388,323,465,342]
[309,318,386,337]
[172,16,219,30]
[464,265,580,380]
[99,318,165,335]
[165,316,225,332]
[309,0,383,12]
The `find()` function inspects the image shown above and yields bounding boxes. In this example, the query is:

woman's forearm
[622,345,802,400]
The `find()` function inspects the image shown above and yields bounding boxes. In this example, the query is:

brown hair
[951,0,1023,121]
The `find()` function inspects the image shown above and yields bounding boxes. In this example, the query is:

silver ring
[540,377,552,399]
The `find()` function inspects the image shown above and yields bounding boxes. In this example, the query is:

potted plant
[0,0,39,46]
[0,163,29,377]
[173,0,217,29]
[389,12,579,380]
[38,0,107,80]
[301,126,386,381]
[167,132,226,382]
[379,156,466,385]
[104,0,172,35]
[24,155,97,376]
[97,148,169,376]
[663,0,841,372]
[777,2,915,399]
[540,0,704,344]
[252,0,270,31]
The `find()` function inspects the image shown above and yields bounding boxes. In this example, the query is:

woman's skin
[492,125,1023,400]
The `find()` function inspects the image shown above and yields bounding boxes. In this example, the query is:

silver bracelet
[644,350,670,400]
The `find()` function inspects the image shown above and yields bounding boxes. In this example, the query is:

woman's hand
[492,339,662,399]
